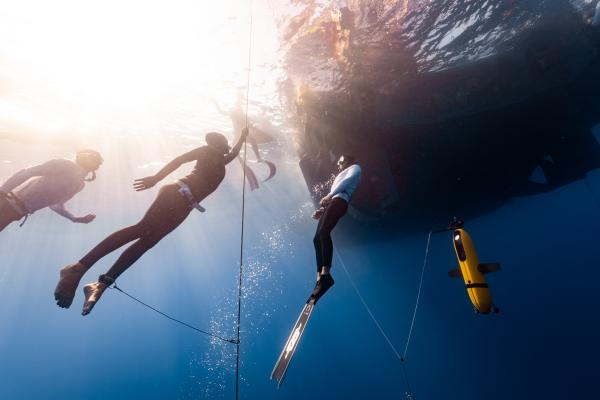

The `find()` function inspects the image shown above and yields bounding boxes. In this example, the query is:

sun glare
[0,0,281,138]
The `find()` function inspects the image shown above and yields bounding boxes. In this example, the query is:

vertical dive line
[402,231,432,361]
[235,1,253,399]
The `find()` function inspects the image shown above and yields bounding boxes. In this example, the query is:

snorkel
[76,150,104,182]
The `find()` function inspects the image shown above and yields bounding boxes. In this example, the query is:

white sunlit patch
[454,234,460,241]
[137,161,167,170]
[0,0,282,137]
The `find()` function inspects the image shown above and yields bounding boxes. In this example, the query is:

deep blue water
[1,131,600,399]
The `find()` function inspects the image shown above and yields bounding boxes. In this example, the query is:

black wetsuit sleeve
[224,134,246,165]
[154,147,207,181]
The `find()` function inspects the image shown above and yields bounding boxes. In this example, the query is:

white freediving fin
[478,263,501,274]
[271,301,315,387]
[448,267,462,278]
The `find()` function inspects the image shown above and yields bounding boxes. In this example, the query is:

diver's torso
[331,164,362,202]
[15,159,85,212]
[181,146,226,201]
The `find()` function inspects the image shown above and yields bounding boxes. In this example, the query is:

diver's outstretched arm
[133,149,204,191]
[0,162,52,194]
[224,127,249,164]
[49,203,96,223]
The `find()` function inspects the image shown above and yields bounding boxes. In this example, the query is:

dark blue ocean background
[1,1,600,399]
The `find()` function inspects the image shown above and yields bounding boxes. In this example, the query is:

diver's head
[205,132,231,155]
[76,149,103,181]
[336,155,356,172]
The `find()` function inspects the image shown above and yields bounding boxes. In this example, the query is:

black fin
[448,267,462,278]
[262,160,277,182]
[309,274,335,304]
[478,263,501,274]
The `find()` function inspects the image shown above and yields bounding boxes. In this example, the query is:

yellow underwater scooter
[446,219,500,314]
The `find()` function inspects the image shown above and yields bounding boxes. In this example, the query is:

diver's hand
[74,214,96,224]
[134,176,159,191]
[241,126,249,139]
[319,195,332,207]
[312,208,325,220]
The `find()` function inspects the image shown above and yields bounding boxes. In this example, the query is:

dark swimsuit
[79,146,226,280]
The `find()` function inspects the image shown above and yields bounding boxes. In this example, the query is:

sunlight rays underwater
[0,0,300,398]
[2,1,600,400]
[0,0,283,141]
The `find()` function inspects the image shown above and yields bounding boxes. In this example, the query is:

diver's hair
[205,132,228,146]
[341,155,356,165]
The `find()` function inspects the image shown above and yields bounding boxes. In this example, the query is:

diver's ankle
[98,274,115,286]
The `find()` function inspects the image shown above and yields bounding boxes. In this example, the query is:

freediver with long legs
[0,150,103,232]
[309,155,362,303]
[54,128,248,315]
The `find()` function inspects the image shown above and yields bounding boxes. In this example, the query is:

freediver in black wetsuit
[54,128,248,315]
[309,155,362,303]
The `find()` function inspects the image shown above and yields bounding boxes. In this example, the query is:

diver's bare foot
[54,262,87,308]
[82,281,108,316]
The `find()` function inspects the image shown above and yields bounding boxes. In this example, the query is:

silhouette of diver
[213,90,276,190]
[0,150,103,232]
[54,128,248,315]
[310,155,362,303]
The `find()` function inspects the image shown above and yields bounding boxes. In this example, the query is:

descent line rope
[402,231,433,361]
[336,229,446,400]
[110,284,238,344]
[334,251,414,398]
[235,1,254,399]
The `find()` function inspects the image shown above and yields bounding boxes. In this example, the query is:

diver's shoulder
[194,145,224,162]
[188,145,211,158]
[196,145,214,153]
[349,164,362,173]
[45,158,77,169]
